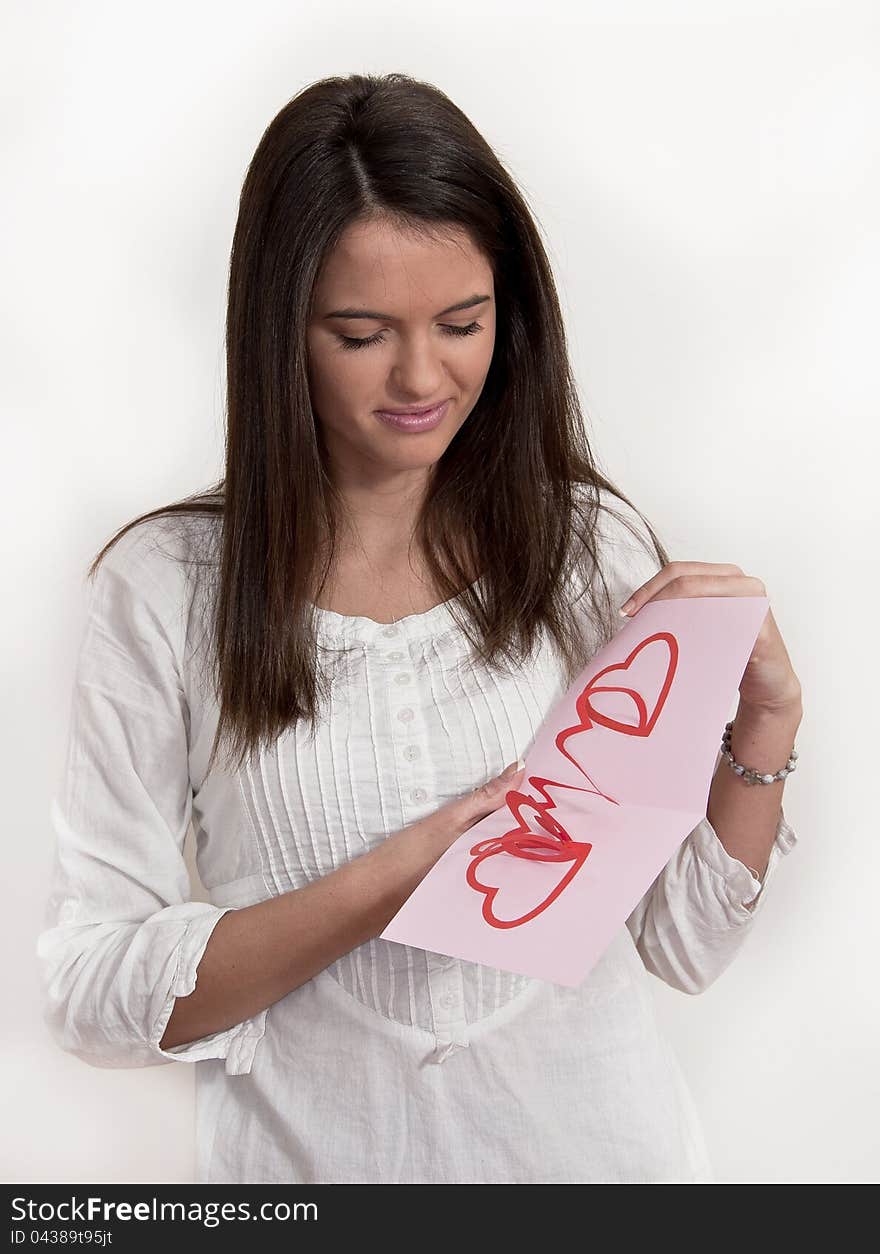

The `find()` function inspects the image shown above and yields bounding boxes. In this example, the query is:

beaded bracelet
[720,721,798,785]
[719,720,798,883]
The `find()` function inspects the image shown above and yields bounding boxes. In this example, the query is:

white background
[3,0,877,1184]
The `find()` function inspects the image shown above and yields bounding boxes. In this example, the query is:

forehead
[314,219,493,305]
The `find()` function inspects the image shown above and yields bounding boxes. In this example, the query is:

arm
[36,527,264,1071]
[706,696,802,882]
[162,758,523,1048]
[37,525,488,1064]
[589,492,800,993]
[158,820,446,1051]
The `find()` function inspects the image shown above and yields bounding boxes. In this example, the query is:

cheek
[469,331,496,382]
[310,348,379,400]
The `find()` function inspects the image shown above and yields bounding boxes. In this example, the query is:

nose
[387,334,448,403]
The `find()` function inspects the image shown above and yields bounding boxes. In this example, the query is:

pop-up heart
[466,828,592,929]
[576,631,678,738]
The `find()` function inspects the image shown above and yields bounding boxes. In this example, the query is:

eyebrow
[323,294,492,320]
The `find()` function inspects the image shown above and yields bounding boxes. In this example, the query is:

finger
[620,568,764,616]
[471,761,525,809]
[619,561,738,614]
[484,759,525,793]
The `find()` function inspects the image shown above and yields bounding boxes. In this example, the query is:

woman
[37,72,802,1184]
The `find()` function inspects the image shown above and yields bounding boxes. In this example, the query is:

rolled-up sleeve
[625,805,798,994]
[36,527,267,1073]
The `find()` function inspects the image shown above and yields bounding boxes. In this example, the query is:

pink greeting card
[380,596,770,987]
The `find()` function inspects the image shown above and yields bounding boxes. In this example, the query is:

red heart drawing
[466,827,593,929]
[547,632,679,805]
[504,793,574,843]
[575,631,678,738]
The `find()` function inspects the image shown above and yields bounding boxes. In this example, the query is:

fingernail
[619,599,635,616]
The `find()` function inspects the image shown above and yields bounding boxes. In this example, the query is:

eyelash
[336,321,484,352]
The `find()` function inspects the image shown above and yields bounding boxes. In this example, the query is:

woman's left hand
[619,562,802,716]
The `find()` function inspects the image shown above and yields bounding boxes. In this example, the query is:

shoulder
[593,485,662,565]
[569,481,666,598]
[89,511,220,641]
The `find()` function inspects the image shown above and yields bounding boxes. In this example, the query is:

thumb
[497,757,526,783]
[470,758,526,809]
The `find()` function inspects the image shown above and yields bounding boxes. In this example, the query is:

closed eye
[336,321,484,352]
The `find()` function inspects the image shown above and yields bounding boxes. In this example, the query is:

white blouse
[36,489,797,1184]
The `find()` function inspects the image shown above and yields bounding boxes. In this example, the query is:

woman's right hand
[412,758,527,857]
[368,759,528,927]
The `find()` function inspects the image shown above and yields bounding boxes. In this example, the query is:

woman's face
[306,218,496,485]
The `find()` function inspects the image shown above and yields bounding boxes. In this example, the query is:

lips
[374,400,450,431]
[377,401,448,415]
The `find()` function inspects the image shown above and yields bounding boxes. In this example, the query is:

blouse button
[440,992,455,1008]
[411,787,427,803]
[395,673,412,685]
[382,625,399,637]
[403,744,420,761]
[397,708,414,723]
[387,650,404,661]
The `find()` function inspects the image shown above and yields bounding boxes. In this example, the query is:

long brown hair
[88,72,670,778]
